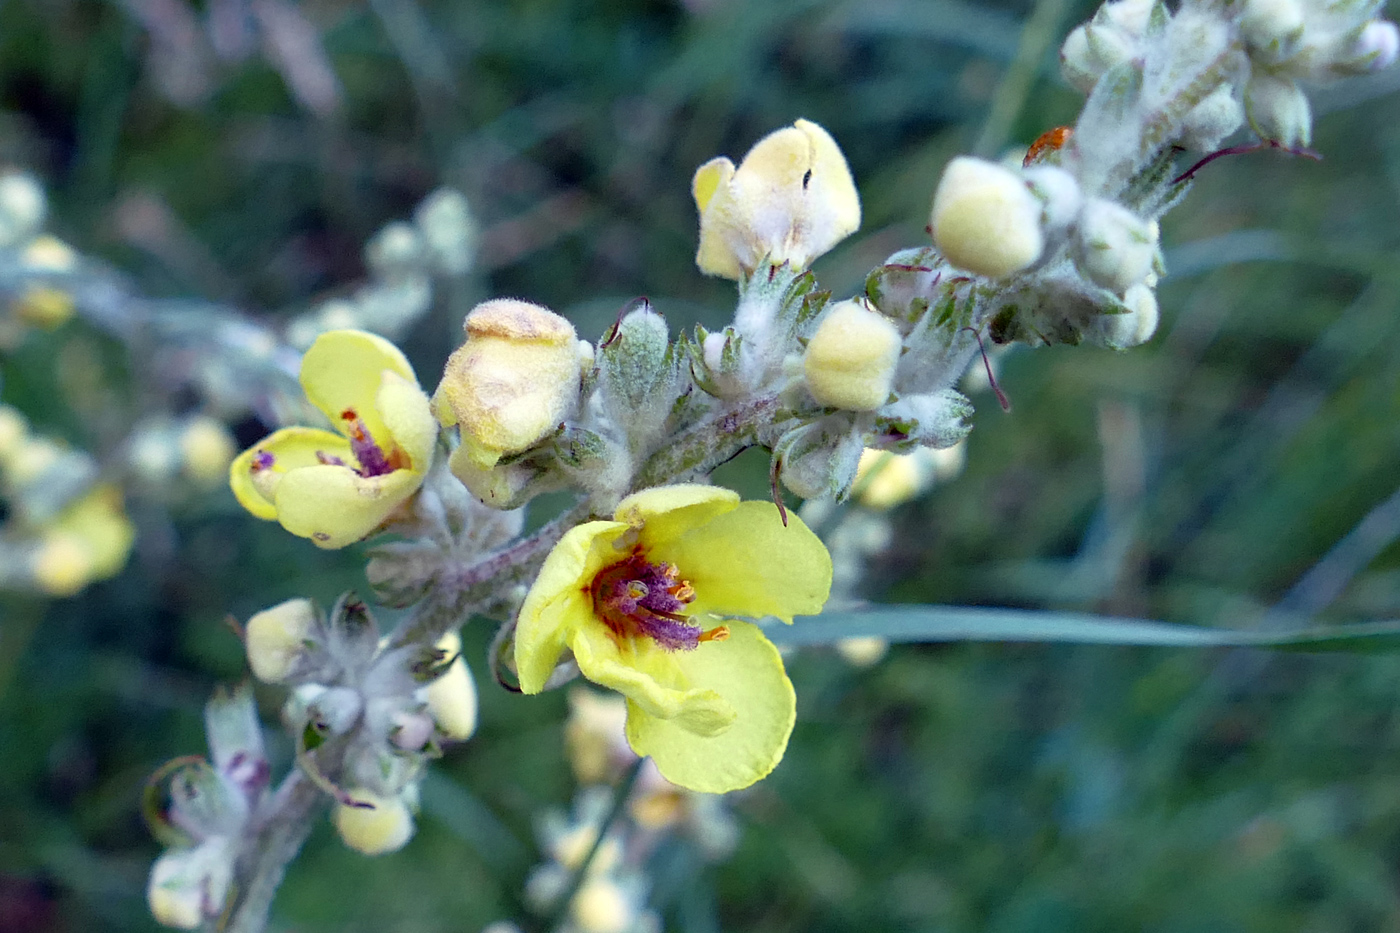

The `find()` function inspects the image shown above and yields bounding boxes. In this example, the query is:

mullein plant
[121,0,1400,927]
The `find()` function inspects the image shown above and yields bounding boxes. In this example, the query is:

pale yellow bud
[244,598,317,683]
[571,878,633,933]
[435,299,581,467]
[565,687,630,784]
[31,533,94,597]
[7,437,64,485]
[803,300,901,411]
[178,416,236,486]
[931,157,1044,278]
[853,448,937,510]
[836,635,890,667]
[22,235,78,272]
[0,405,28,460]
[13,285,74,329]
[425,630,478,740]
[146,853,204,930]
[333,788,415,855]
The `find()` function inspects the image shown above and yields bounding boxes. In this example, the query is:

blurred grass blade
[771,606,1400,652]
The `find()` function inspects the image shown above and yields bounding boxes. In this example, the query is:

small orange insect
[1024,125,1073,167]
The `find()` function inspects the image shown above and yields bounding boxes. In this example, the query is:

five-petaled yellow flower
[515,485,832,793]
[229,330,437,549]
[692,118,861,280]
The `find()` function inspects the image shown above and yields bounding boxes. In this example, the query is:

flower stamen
[340,408,410,477]
[590,551,708,651]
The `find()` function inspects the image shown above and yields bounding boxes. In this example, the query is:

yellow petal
[792,118,861,259]
[625,621,794,793]
[615,484,738,547]
[571,621,734,737]
[376,370,437,468]
[300,330,417,445]
[648,501,831,623]
[229,427,351,521]
[272,463,421,548]
[514,519,631,693]
[692,157,734,214]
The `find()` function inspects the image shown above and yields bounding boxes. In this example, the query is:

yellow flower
[434,298,582,470]
[693,119,860,280]
[228,330,437,549]
[930,156,1044,278]
[424,630,478,741]
[515,485,832,793]
[31,484,135,597]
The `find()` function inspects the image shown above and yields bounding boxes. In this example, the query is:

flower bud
[596,305,679,441]
[1345,20,1400,72]
[1179,84,1245,152]
[571,878,634,933]
[1244,73,1311,148]
[931,157,1044,278]
[1073,199,1157,294]
[803,300,901,411]
[435,299,582,468]
[30,534,94,597]
[836,635,890,667]
[873,390,973,450]
[333,787,415,855]
[693,119,860,279]
[1060,25,1102,93]
[13,285,74,329]
[0,172,45,248]
[22,234,77,272]
[179,416,236,487]
[1022,165,1083,237]
[853,448,937,510]
[778,423,864,500]
[365,221,426,280]
[414,187,477,276]
[146,843,233,930]
[1239,0,1305,65]
[424,630,478,740]
[244,598,318,683]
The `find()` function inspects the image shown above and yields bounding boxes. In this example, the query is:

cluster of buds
[241,594,477,856]
[0,404,135,596]
[145,686,269,929]
[286,188,477,348]
[125,413,238,494]
[0,173,85,347]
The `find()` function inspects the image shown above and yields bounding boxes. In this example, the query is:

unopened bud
[365,221,426,280]
[571,878,634,933]
[1179,84,1245,152]
[1348,20,1400,71]
[1239,0,1304,65]
[0,173,46,247]
[414,188,476,276]
[435,299,581,468]
[424,631,478,741]
[597,305,678,439]
[146,843,233,931]
[1023,165,1083,236]
[931,157,1044,278]
[1073,199,1157,294]
[31,534,94,597]
[13,285,73,329]
[244,598,318,683]
[1244,72,1311,148]
[803,300,901,411]
[22,235,77,272]
[333,787,416,855]
[853,448,938,510]
[178,416,236,487]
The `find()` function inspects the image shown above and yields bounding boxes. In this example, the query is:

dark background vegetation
[5,0,1400,930]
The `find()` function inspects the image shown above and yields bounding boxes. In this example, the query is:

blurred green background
[5,0,1400,930]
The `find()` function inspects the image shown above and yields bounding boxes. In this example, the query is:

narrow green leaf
[768,606,1400,653]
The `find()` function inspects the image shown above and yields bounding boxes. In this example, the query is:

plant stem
[223,767,329,933]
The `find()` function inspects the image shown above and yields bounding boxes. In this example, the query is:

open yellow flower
[693,119,860,280]
[515,485,832,793]
[229,330,436,549]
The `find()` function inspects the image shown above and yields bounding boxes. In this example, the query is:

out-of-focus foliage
[5,0,1400,930]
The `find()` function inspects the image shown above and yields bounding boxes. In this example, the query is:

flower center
[589,551,729,651]
[338,408,409,477]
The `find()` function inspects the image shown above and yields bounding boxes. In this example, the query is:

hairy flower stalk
[136,0,1400,928]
